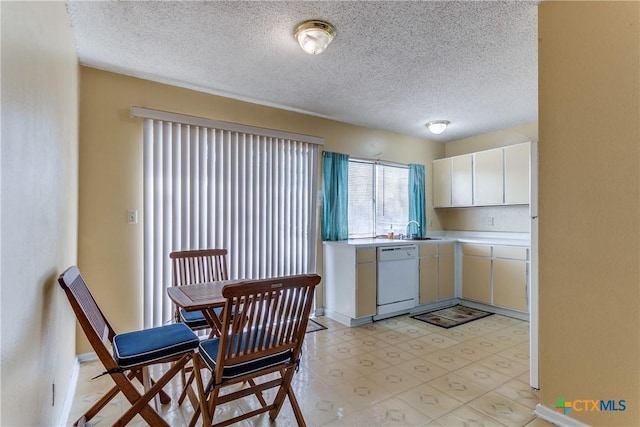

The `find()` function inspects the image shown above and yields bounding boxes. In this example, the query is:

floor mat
[411,305,492,328]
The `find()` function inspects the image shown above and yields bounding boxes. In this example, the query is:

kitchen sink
[402,237,440,241]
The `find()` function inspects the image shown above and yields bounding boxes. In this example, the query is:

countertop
[323,231,530,247]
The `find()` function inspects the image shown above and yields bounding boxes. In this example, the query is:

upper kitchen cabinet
[432,142,530,208]
[504,142,530,204]
[451,154,473,206]
[474,148,504,205]
[433,158,452,207]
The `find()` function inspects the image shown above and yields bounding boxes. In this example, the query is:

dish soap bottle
[387,225,395,239]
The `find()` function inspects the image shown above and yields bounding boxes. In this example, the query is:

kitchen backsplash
[436,205,530,233]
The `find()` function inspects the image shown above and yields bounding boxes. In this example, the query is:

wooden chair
[58,266,199,427]
[170,249,229,331]
[191,274,321,427]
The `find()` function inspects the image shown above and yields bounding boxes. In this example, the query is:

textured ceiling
[66,1,539,142]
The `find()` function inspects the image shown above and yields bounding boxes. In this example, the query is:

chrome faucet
[406,220,421,238]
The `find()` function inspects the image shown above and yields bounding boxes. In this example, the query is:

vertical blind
[134,108,321,328]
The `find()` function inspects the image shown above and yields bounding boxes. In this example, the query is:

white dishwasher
[375,245,419,320]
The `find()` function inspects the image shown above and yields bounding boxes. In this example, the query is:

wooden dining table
[167,279,243,337]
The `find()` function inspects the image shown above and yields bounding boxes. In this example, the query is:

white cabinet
[452,154,473,206]
[355,248,377,317]
[438,243,455,299]
[462,244,492,304]
[419,243,455,304]
[432,142,530,208]
[493,246,528,312]
[433,158,452,207]
[504,142,530,204]
[323,244,378,325]
[461,243,529,313]
[474,148,504,205]
[419,244,438,303]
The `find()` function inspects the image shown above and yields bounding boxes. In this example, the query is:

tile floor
[68,313,555,426]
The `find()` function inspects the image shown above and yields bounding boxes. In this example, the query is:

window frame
[347,157,409,239]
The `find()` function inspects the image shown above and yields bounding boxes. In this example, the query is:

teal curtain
[408,163,427,236]
[322,152,349,240]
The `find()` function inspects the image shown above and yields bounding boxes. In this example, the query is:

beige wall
[1,2,79,425]
[436,123,537,232]
[445,122,538,157]
[78,67,444,353]
[539,2,640,425]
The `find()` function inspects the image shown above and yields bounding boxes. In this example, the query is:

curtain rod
[349,156,409,168]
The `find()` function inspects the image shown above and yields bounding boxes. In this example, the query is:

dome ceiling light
[294,20,336,55]
[426,120,450,135]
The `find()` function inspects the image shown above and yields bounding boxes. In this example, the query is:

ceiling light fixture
[426,120,450,135]
[294,20,336,55]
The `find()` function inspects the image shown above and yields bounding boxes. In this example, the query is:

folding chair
[58,266,199,426]
[170,249,229,332]
[191,274,321,427]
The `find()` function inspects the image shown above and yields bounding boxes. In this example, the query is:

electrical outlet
[487,216,494,226]
[127,209,138,224]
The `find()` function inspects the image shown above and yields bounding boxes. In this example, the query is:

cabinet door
[504,143,530,204]
[493,258,528,312]
[452,154,473,206]
[356,248,377,317]
[419,257,438,304]
[462,255,491,304]
[433,158,452,207]
[438,254,455,299]
[474,148,504,205]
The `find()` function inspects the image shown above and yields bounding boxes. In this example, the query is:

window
[347,159,409,238]
[133,107,321,328]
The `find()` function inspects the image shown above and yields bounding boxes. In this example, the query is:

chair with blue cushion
[58,266,199,427]
[170,248,229,332]
[191,274,321,427]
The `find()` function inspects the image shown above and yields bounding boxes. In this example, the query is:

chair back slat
[170,249,229,286]
[215,275,320,374]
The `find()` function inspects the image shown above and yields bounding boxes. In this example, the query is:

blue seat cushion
[180,308,211,329]
[113,323,199,369]
[198,331,293,380]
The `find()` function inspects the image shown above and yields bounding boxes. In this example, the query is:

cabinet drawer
[356,248,376,263]
[419,244,437,257]
[438,243,455,256]
[462,244,491,257]
[493,246,528,260]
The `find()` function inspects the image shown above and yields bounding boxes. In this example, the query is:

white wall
[1,2,79,425]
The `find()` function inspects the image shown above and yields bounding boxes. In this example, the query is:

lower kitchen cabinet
[461,243,529,313]
[355,248,377,317]
[462,250,492,304]
[323,243,379,326]
[419,253,438,304]
[493,246,528,312]
[419,243,455,304]
[438,243,455,299]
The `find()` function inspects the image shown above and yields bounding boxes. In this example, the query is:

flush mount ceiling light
[426,120,450,135]
[294,20,336,55]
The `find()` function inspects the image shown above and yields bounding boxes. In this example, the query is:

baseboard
[314,307,325,317]
[459,300,529,321]
[77,351,98,363]
[534,403,591,427]
[411,298,460,314]
[323,309,372,327]
[57,356,81,427]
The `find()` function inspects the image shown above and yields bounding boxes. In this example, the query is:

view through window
[348,159,409,238]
